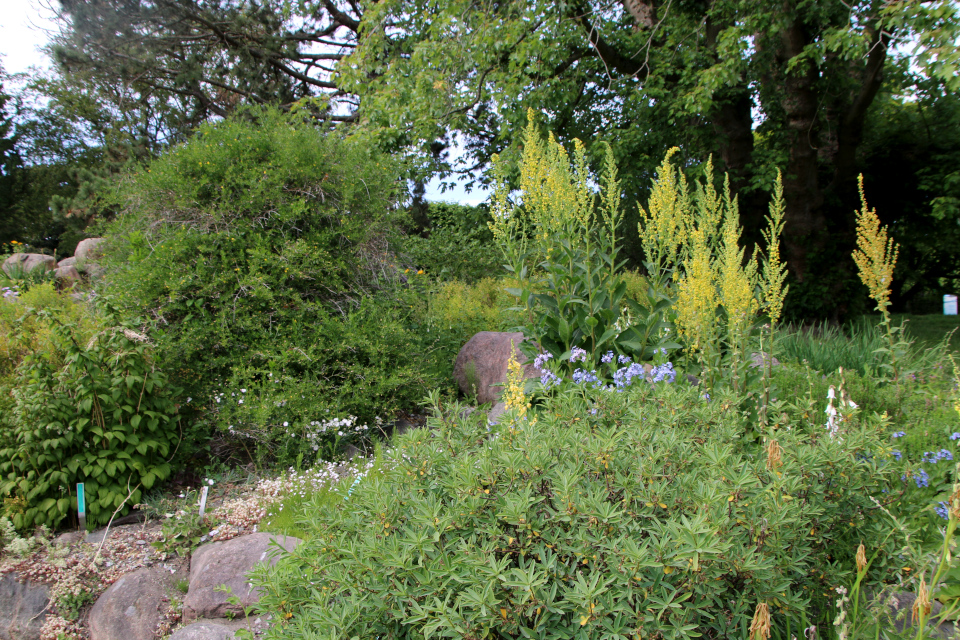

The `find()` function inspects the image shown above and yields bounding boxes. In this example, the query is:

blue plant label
[77,483,85,515]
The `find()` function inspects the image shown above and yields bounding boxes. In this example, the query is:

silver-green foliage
[251,382,901,639]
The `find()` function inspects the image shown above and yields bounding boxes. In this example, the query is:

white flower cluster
[303,415,371,451]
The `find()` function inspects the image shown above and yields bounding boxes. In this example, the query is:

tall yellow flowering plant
[852,175,904,382]
[638,154,787,392]
[489,111,677,368]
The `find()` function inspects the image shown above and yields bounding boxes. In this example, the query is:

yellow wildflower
[852,174,899,322]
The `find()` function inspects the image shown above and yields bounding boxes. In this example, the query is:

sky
[0,0,57,75]
[0,0,487,206]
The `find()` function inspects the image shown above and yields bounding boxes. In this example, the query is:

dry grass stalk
[749,602,771,640]
[766,439,782,471]
[856,543,867,574]
[912,577,931,624]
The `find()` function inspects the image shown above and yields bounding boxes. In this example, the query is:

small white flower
[283,421,289,427]
[207,479,214,486]
[241,388,247,393]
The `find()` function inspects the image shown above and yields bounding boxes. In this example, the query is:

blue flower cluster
[572,368,602,387]
[922,449,953,464]
[892,431,906,438]
[1,286,18,300]
[915,468,930,488]
[891,450,902,461]
[936,501,951,520]
[951,432,960,441]
[534,353,561,388]
[533,349,676,391]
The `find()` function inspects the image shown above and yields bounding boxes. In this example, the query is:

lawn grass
[892,313,960,352]
[860,314,960,352]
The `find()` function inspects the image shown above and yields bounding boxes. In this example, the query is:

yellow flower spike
[760,171,789,325]
[852,174,899,323]
[503,342,529,419]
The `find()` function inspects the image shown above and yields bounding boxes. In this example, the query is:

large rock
[74,238,105,263]
[88,566,178,640]
[54,265,81,285]
[57,256,77,268]
[0,572,49,640]
[183,533,300,622]
[168,621,236,640]
[2,253,55,277]
[453,332,538,405]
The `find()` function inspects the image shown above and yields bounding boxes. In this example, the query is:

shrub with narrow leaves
[251,377,903,639]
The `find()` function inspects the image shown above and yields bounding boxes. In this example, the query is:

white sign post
[198,486,209,517]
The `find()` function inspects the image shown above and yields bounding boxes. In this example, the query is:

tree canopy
[17,0,960,315]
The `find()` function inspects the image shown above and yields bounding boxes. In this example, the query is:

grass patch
[890,313,960,352]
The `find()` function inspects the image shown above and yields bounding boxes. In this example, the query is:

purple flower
[572,368,599,386]
[916,469,930,488]
[892,431,906,439]
[940,449,954,461]
[617,355,632,364]
[650,362,676,383]
[570,347,589,363]
[891,450,902,461]
[951,432,960,441]
[937,502,951,520]
[533,352,553,371]
[601,351,614,364]
[539,370,560,389]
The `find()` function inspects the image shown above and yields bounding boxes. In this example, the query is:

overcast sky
[0,0,56,75]
[0,0,486,205]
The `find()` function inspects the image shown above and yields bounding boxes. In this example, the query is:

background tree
[0,64,24,245]
[35,0,960,316]
[338,0,960,317]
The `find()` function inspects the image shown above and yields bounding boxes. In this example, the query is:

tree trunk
[775,12,826,283]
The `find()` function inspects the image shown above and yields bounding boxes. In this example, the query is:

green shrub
[205,294,439,465]
[250,379,904,638]
[0,314,180,529]
[99,106,451,462]
[401,202,500,283]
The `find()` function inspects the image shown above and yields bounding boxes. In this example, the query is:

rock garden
[2,107,960,640]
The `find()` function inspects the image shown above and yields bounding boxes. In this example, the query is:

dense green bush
[99,106,452,463]
[0,312,180,529]
[401,202,500,283]
[251,378,905,639]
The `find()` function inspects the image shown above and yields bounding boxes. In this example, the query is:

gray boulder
[74,238,105,263]
[57,256,77,268]
[88,566,178,640]
[749,352,781,370]
[168,620,236,640]
[183,533,300,622]
[0,572,49,640]
[2,253,55,278]
[54,265,81,284]
[453,332,538,405]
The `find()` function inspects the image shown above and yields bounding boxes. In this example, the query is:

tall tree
[0,64,24,244]
[338,0,960,315]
